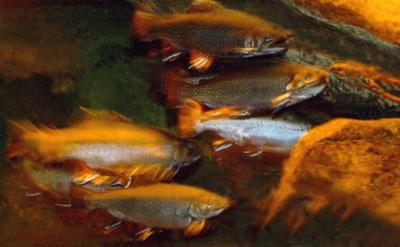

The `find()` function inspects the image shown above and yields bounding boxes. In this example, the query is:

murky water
[1,1,400,246]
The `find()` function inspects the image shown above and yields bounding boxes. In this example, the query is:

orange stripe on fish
[163,68,187,108]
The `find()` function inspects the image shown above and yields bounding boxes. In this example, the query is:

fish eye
[187,142,197,150]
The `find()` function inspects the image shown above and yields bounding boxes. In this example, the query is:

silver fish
[75,182,232,238]
[179,100,313,154]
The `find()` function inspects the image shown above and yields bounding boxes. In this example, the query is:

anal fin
[183,219,208,237]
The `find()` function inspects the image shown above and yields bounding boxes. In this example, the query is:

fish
[178,99,314,155]
[20,159,124,197]
[7,108,201,184]
[164,61,329,114]
[72,182,232,239]
[131,0,289,71]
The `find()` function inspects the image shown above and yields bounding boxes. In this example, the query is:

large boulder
[259,118,400,231]
[275,0,400,61]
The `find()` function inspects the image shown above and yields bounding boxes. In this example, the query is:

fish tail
[6,121,39,159]
[178,99,203,138]
[6,137,27,159]
[131,8,160,41]
[163,68,186,107]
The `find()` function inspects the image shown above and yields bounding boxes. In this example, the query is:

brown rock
[275,0,400,61]
[259,118,400,231]
[294,0,400,45]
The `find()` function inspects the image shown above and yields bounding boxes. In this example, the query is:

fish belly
[63,143,173,168]
[95,198,192,229]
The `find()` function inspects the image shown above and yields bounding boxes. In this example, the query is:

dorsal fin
[187,0,224,13]
[74,107,134,126]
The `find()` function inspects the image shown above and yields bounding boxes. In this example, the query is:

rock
[285,50,400,118]
[259,118,400,231]
[0,0,121,7]
[275,0,400,62]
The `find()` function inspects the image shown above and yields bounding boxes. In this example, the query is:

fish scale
[181,75,290,108]
[196,116,312,154]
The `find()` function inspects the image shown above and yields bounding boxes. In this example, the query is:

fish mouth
[272,77,328,112]
[290,81,326,101]
[259,36,289,55]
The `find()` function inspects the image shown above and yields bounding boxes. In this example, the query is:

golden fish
[132,0,289,71]
[73,182,232,239]
[21,159,123,196]
[7,109,201,184]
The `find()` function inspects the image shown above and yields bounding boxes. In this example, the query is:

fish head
[272,66,329,111]
[174,139,202,167]
[287,66,329,98]
[256,34,289,56]
[188,195,233,219]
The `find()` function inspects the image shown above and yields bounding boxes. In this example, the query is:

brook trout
[7,109,201,184]
[74,182,232,238]
[179,100,313,155]
[165,62,328,112]
[132,0,289,71]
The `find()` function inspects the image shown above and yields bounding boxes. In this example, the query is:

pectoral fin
[103,220,124,235]
[183,219,208,237]
[212,139,234,152]
[135,227,156,241]
[90,168,131,188]
[189,51,214,72]
[161,41,183,62]
[270,93,292,115]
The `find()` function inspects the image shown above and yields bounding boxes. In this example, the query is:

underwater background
[1,0,400,246]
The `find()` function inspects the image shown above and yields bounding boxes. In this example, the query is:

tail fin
[163,68,187,107]
[131,9,160,41]
[178,99,203,138]
[6,137,27,159]
[6,121,39,159]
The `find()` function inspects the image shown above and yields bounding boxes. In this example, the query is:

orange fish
[7,108,201,185]
[132,0,289,71]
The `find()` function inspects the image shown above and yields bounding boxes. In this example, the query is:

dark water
[1,1,400,246]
